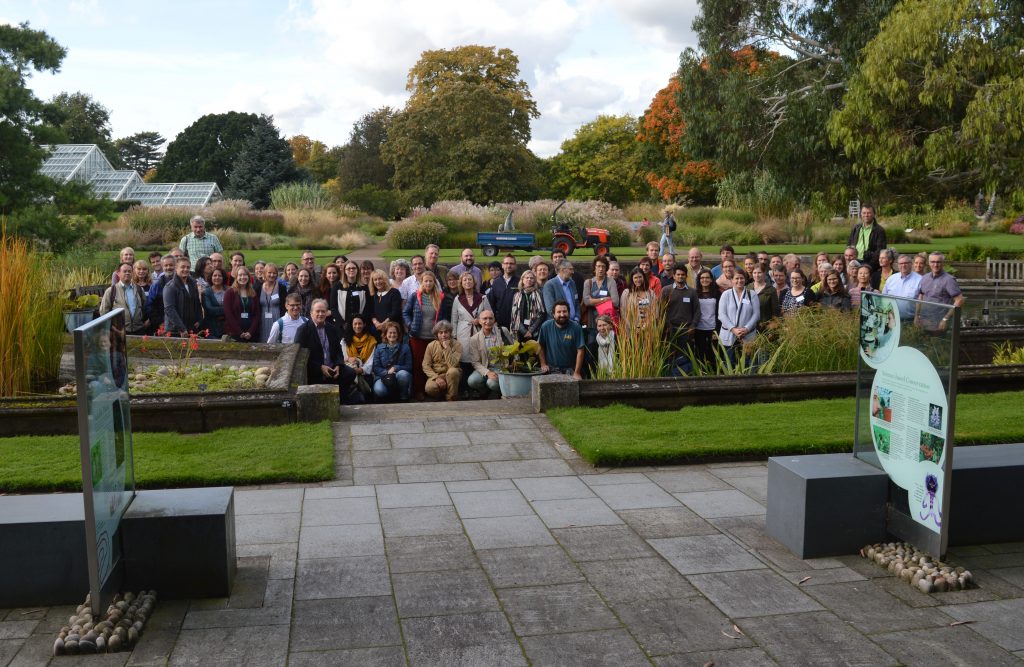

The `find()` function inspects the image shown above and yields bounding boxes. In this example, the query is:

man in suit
[295,299,358,402]
[542,260,581,323]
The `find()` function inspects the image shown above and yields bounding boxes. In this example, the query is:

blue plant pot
[497,371,541,398]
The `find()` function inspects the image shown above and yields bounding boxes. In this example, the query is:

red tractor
[550,201,611,256]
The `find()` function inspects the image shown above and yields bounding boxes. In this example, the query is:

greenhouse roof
[39,144,222,207]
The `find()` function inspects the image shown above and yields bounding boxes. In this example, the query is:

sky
[3,0,700,158]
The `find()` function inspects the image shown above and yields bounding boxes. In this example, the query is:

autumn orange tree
[636,76,721,204]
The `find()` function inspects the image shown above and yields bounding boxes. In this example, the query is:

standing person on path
[538,302,586,379]
[847,204,887,270]
[178,215,223,266]
[659,209,677,256]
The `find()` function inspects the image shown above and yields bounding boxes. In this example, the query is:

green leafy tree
[114,131,165,175]
[42,91,120,163]
[224,115,301,208]
[548,115,652,207]
[384,46,540,205]
[306,145,343,184]
[0,22,66,215]
[828,0,1024,199]
[157,111,261,188]
[338,107,396,192]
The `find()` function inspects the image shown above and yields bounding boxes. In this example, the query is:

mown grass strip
[548,391,1024,466]
[0,421,334,493]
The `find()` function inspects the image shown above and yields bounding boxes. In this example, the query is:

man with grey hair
[542,260,581,322]
[179,215,224,265]
[882,254,922,320]
[915,252,965,332]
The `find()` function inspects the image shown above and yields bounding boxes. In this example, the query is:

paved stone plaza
[2,399,1024,665]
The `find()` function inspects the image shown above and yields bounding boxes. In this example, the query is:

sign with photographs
[855,292,958,556]
[74,309,136,614]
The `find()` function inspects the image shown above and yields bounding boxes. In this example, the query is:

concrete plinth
[296,384,338,422]
[531,374,579,413]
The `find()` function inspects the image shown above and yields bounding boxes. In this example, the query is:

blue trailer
[476,232,538,257]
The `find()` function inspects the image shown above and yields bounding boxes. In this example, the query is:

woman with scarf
[290,268,316,316]
[511,269,546,342]
[343,314,377,399]
[718,268,760,365]
[594,314,616,375]
[450,272,491,388]
[403,271,443,400]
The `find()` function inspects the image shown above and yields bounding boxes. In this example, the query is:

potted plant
[488,339,542,397]
[62,294,100,332]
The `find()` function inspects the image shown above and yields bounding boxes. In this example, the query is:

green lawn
[0,422,334,493]
[548,390,1024,466]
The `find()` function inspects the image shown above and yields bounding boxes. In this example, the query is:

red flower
[142,335,149,342]
[180,341,187,348]
[190,341,199,351]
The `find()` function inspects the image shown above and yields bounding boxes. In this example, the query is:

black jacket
[162,276,202,334]
[847,223,887,270]
[664,283,699,334]
[488,273,518,329]
[295,320,345,384]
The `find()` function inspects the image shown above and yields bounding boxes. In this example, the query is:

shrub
[122,205,192,242]
[678,208,715,226]
[623,202,664,222]
[946,243,1001,262]
[340,185,404,220]
[7,205,99,253]
[673,225,709,246]
[714,208,756,225]
[282,209,357,240]
[706,220,760,245]
[810,225,849,244]
[604,222,632,247]
[638,224,661,243]
[992,342,1024,365]
[319,231,371,250]
[101,226,167,250]
[881,223,909,244]
[358,219,391,237]
[385,220,447,249]
[755,219,789,244]
[716,170,795,218]
[269,182,331,210]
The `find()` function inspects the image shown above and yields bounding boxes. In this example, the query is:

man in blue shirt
[542,260,581,322]
[538,302,586,379]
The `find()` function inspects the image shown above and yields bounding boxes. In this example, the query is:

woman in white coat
[450,272,491,387]
[717,269,760,365]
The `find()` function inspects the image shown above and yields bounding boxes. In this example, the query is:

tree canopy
[114,131,165,175]
[157,111,262,188]
[225,115,300,208]
[337,107,396,192]
[548,115,651,208]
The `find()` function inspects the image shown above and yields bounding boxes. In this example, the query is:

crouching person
[467,309,512,397]
[295,298,361,403]
[423,320,462,401]
[371,321,412,401]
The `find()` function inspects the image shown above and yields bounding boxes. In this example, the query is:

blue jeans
[373,370,412,400]
[467,370,500,394]
[659,232,675,256]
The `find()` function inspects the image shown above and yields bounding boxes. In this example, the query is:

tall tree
[224,115,300,208]
[337,107,396,191]
[114,131,165,175]
[0,22,66,214]
[157,111,261,188]
[548,115,652,207]
[383,46,540,205]
[43,92,114,146]
[829,0,1024,199]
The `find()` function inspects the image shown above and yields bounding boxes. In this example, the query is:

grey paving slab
[553,525,656,561]
[674,489,766,518]
[351,421,425,435]
[401,612,522,667]
[462,515,557,549]
[301,496,379,526]
[709,515,785,551]
[442,417,499,431]
[873,625,1021,666]
[391,431,469,448]
[580,557,700,605]
[298,522,384,559]
[237,542,298,580]
[380,505,463,538]
[303,485,376,499]
[645,469,733,493]
[521,628,651,667]
[989,566,1024,588]
[582,472,651,485]
[984,541,1024,554]
[290,596,401,652]
[377,482,451,508]
[589,481,682,510]
[726,474,769,503]
[689,569,824,618]
[468,427,544,445]
[0,621,37,640]
[710,464,768,477]
[497,583,620,636]
[739,611,896,666]
[235,512,300,544]
[871,575,943,608]
[444,479,516,493]
[616,596,753,655]
[755,548,845,573]
[532,497,624,529]
[973,568,1024,598]
[512,440,560,459]
[393,568,499,618]
[27,604,75,635]
[649,534,766,575]
[0,640,22,666]
[386,533,478,574]
[233,488,304,515]
[802,581,952,633]
[483,459,575,478]
[352,447,437,467]
[451,489,532,518]
[181,580,293,629]
[397,462,489,482]
[169,625,289,666]
[350,433,393,450]
[654,647,777,666]
[287,646,406,667]
[295,555,391,600]
[353,465,399,485]
[6,634,55,667]
[779,567,869,586]
[513,475,595,501]
[958,552,1024,569]
[477,545,584,588]
[617,506,719,539]
[435,443,521,463]
[494,416,538,429]
[941,598,1024,651]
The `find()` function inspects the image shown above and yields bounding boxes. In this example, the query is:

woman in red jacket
[224,265,261,341]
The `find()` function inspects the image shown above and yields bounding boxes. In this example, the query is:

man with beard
[488,254,519,329]
[658,253,676,287]
[162,258,203,335]
[538,302,586,379]
[664,265,699,373]
[449,248,483,288]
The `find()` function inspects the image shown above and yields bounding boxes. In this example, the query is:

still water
[961,288,1024,326]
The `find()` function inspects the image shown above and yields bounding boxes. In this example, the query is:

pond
[961,288,1024,327]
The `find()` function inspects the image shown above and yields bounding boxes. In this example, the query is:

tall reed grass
[751,306,859,373]
[269,182,332,210]
[607,301,673,378]
[0,230,65,396]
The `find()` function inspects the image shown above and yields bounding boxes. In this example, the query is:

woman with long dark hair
[202,267,229,339]
[751,263,780,333]
[781,270,815,316]
[693,268,720,368]
[224,266,261,342]
[332,260,369,337]
[619,268,658,335]
[818,269,852,311]
[290,268,316,316]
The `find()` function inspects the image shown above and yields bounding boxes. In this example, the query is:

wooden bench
[986,258,1024,283]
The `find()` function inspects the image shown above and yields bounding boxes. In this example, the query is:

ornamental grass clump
[752,306,859,373]
[269,182,331,210]
[992,341,1024,365]
[0,230,64,396]
[609,303,673,378]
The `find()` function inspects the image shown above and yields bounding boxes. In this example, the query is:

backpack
[667,215,677,232]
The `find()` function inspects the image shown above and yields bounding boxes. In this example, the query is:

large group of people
[98,206,964,402]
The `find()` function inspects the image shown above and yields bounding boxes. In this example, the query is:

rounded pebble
[53,638,64,656]
[65,640,79,655]
[108,634,122,652]
[918,579,934,594]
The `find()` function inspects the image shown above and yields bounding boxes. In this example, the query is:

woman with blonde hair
[403,271,443,400]
[369,269,402,339]
[511,269,546,341]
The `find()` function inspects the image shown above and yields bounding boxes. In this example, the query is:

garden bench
[986,258,1024,283]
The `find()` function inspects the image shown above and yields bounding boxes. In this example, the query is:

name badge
[264,312,273,319]
[241,312,249,319]
[597,290,608,297]
[682,297,690,303]
[796,295,804,302]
